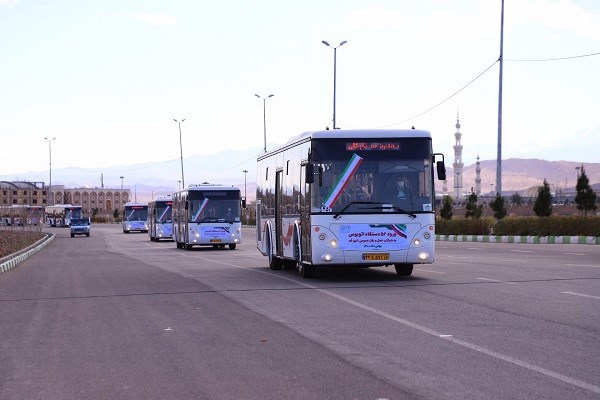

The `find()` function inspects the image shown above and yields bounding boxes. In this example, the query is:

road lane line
[476,278,502,282]
[510,250,534,253]
[565,264,600,268]
[562,291,600,300]
[317,288,600,395]
[414,268,447,274]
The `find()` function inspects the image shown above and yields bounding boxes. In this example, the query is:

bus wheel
[267,239,282,270]
[229,244,236,250]
[297,262,314,278]
[185,243,193,250]
[395,264,413,276]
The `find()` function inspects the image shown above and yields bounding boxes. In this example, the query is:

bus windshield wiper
[333,202,416,219]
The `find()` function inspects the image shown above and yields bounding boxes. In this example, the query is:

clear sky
[1,0,599,182]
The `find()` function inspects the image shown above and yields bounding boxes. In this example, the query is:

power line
[378,58,499,128]
[506,51,600,62]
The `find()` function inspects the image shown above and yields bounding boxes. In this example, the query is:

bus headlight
[413,238,421,246]
[321,253,333,262]
[418,252,429,261]
[330,239,338,248]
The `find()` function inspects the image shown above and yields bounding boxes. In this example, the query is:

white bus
[45,204,83,227]
[256,129,446,278]
[1,205,44,226]
[172,184,245,250]
[122,202,149,233]
[148,195,173,241]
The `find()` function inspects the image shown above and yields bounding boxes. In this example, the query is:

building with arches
[0,182,130,215]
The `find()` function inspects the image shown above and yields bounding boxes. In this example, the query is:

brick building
[0,181,130,215]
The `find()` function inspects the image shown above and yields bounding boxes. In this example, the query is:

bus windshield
[187,191,241,223]
[311,138,433,214]
[155,203,172,223]
[125,207,148,221]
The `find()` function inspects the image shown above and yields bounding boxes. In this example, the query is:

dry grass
[0,230,45,259]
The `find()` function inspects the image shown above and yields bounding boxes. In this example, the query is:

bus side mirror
[433,153,446,181]
[436,161,446,181]
[242,199,247,209]
[305,164,315,184]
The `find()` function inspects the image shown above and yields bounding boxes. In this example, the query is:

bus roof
[260,129,432,159]
[295,128,431,141]
[124,202,148,206]
[173,184,241,195]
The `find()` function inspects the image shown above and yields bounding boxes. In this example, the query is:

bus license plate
[362,253,389,261]
[210,239,222,243]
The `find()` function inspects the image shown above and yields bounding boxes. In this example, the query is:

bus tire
[229,244,236,250]
[267,236,282,270]
[185,243,193,250]
[395,264,413,276]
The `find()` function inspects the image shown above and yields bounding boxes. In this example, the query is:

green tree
[440,195,453,220]
[113,208,119,219]
[464,191,482,218]
[489,194,507,219]
[510,192,524,206]
[575,165,598,216]
[533,179,553,217]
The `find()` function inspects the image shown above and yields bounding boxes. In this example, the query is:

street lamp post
[322,40,347,129]
[43,137,56,206]
[242,170,248,200]
[254,94,274,153]
[243,169,248,224]
[120,176,124,189]
[173,119,186,188]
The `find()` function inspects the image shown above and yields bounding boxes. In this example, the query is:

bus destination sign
[346,142,400,151]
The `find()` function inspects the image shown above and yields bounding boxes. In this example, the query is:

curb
[0,233,55,274]
[436,234,599,245]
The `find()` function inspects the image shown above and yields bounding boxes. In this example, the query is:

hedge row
[436,216,600,237]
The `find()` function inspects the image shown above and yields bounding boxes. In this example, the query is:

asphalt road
[1,224,599,400]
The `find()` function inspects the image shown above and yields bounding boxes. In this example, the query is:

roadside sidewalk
[0,233,55,274]
[436,234,599,245]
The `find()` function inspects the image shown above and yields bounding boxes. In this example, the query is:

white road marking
[476,278,502,282]
[566,264,600,268]
[414,268,447,274]
[565,252,585,256]
[562,291,600,300]
[510,250,534,253]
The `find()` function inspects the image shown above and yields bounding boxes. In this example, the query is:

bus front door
[275,170,283,256]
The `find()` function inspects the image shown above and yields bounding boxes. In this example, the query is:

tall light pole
[43,137,56,206]
[120,176,124,189]
[243,169,248,224]
[322,40,347,129]
[496,1,504,196]
[254,94,274,153]
[173,119,186,188]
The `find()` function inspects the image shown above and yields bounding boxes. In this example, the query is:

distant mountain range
[1,149,598,203]
[442,158,600,197]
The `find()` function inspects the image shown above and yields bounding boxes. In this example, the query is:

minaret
[475,155,481,196]
[453,115,464,200]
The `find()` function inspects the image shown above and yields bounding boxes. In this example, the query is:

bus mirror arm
[242,199,247,209]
